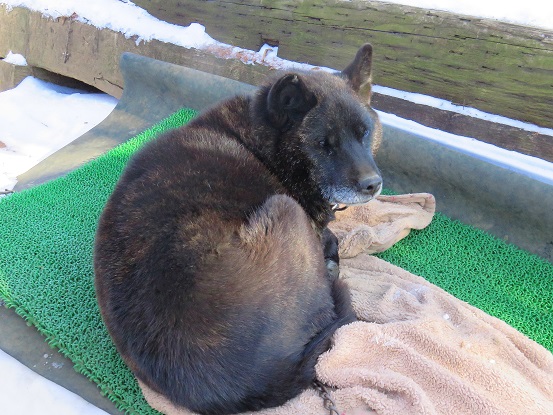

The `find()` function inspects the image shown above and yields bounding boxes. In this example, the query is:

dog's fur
[94,44,382,415]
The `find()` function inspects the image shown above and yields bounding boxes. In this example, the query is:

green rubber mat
[0,108,197,415]
[1,107,552,414]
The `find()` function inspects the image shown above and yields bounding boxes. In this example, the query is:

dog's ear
[341,44,373,103]
[267,74,317,131]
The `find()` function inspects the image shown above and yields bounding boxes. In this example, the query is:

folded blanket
[331,193,436,258]
[138,194,553,415]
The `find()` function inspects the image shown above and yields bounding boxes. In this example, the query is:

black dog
[94,44,382,415]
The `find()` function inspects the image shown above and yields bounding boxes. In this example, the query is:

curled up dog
[94,44,382,415]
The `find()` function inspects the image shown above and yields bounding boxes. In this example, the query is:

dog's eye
[320,134,338,148]
[355,125,368,141]
[319,137,335,155]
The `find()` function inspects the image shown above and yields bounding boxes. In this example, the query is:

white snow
[3,0,215,48]
[377,0,553,31]
[2,51,28,66]
[373,85,553,138]
[0,349,108,415]
[0,76,117,192]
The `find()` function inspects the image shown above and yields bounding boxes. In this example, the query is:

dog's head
[260,44,383,207]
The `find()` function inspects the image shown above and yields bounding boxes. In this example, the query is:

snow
[373,85,553,138]
[0,349,108,415]
[3,51,28,66]
[4,0,216,48]
[377,0,553,31]
[0,76,117,192]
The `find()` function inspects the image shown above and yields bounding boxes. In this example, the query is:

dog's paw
[322,228,339,262]
[326,259,340,281]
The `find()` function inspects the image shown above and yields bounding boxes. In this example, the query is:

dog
[94,44,382,415]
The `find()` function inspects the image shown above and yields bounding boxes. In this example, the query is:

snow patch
[0,76,117,192]
[0,349,109,415]
[373,85,553,138]
[4,0,216,47]
[3,51,28,66]
[377,0,553,31]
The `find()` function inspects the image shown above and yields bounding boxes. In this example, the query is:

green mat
[1,108,552,414]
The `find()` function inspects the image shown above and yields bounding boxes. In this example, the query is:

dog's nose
[358,174,382,196]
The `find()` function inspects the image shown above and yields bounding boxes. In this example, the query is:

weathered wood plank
[0,5,273,98]
[1,4,551,162]
[133,0,553,130]
[372,93,553,163]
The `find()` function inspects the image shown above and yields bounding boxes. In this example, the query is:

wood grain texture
[372,93,553,162]
[0,5,274,98]
[133,0,553,131]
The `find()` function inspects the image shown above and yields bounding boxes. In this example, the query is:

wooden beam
[0,5,274,98]
[133,0,553,130]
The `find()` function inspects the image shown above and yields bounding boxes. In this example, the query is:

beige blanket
[139,194,553,415]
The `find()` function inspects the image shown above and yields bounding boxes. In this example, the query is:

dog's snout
[358,174,382,196]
